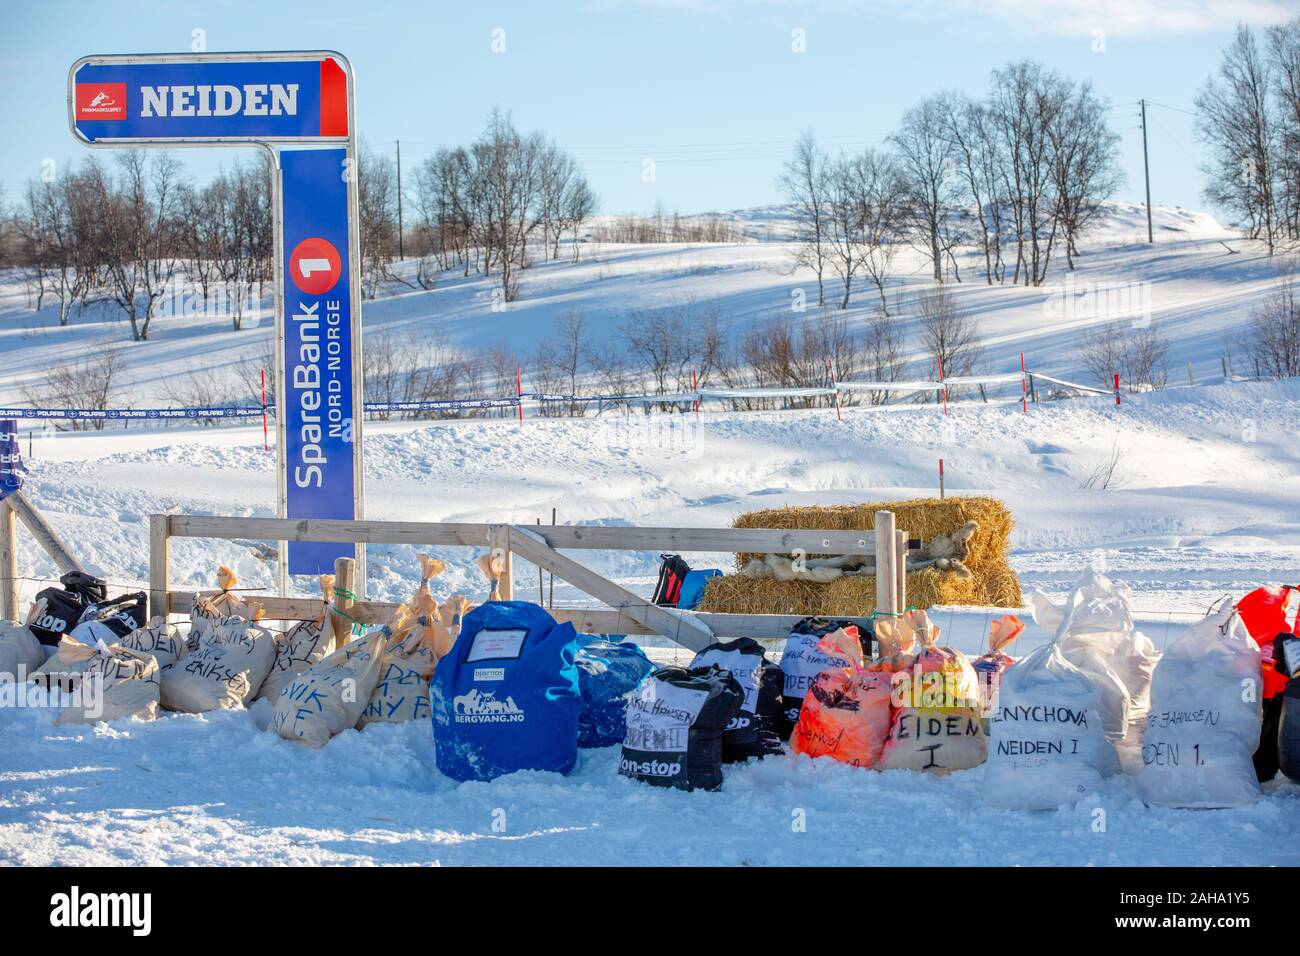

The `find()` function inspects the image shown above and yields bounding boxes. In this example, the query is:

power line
[1144,100,1198,118]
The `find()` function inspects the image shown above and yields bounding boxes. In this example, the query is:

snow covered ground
[2,203,1299,865]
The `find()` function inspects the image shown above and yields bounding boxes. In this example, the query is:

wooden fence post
[490,524,514,601]
[874,510,897,616]
[1,500,17,622]
[331,555,357,647]
[149,514,171,621]
[8,490,84,576]
[895,527,908,612]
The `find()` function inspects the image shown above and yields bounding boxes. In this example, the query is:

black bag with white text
[67,592,148,647]
[29,572,109,646]
[689,638,784,761]
[776,617,866,739]
[619,665,742,792]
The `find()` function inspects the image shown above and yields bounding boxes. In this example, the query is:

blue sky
[3,0,1298,218]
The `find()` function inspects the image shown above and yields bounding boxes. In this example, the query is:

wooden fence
[148,511,910,649]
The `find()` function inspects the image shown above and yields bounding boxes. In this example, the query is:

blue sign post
[67,51,365,593]
[280,148,359,574]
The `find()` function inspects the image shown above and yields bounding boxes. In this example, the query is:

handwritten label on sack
[624,680,707,753]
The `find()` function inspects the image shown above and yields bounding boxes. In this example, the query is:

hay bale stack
[699,496,1021,616]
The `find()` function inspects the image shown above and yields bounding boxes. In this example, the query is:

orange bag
[973,614,1024,714]
[877,610,987,773]
[791,628,894,768]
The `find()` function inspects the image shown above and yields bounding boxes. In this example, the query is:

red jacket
[1235,585,1298,700]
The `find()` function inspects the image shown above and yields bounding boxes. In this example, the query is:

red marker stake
[517,367,525,422]
[692,369,699,419]
[939,458,945,499]
[261,368,269,452]
[1113,372,1121,406]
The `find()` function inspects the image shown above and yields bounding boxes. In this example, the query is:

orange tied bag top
[477,552,506,602]
[877,609,988,773]
[441,595,473,655]
[973,614,1025,714]
[390,555,450,680]
[791,628,895,768]
[869,615,918,674]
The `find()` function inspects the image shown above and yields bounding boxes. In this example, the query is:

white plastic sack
[160,622,276,712]
[257,576,337,705]
[117,618,188,670]
[1137,605,1263,809]
[1029,571,1158,742]
[0,603,46,680]
[188,566,259,649]
[271,624,390,748]
[54,640,161,725]
[357,658,430,727]
[982,641,1122,808]
[259,618,335,705]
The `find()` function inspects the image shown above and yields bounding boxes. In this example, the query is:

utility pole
[392,136,403,260]
[1140,99,1153,244]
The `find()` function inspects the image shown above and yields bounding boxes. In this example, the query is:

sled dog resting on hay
[743,520,980,582]
[699,497,1020,616]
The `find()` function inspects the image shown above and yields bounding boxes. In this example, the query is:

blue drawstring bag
[430,601,580,782]
[574,635,656,748]
[677,570,723,610]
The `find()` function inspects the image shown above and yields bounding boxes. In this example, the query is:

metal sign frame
[66,50,366,598]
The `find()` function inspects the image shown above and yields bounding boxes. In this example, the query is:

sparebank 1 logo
[289,237,342,295]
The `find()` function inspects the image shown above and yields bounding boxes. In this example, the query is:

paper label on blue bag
[466,628,527,662]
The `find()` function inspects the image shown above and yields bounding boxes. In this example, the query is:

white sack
[0,618,45,681]
[258,618,335,705]
[271,625,389,748]
[982,641,1122,808]
[160,622,275,712]
[1137,605,1262,809]
[46,639,161,724]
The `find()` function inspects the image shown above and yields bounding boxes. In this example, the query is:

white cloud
[594,0,1298,37]
[895,0,1296,37]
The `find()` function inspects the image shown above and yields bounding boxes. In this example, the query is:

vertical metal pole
[1140,99,1154,245]
[343,58,367,598]
[267,144,289,599]
[396,139,404,260]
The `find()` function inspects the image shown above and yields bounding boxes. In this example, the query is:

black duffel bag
[68,591,148,646]
[29,571,108,646]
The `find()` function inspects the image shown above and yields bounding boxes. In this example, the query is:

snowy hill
[0,201,1279,411]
